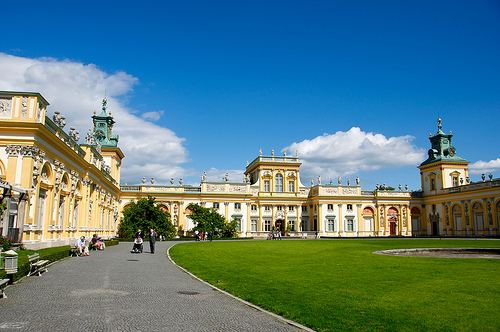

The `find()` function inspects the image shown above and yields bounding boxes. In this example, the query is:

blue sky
[1,0,499,190]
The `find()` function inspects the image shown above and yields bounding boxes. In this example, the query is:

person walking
[209,230,213,242]
[149,228,157,254]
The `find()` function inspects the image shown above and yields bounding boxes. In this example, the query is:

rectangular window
[235,218,241,232]
[431,178,436,190]
[453,214,462,231]
[37,190,46,228]
[474,213,484,230]
[363,217,373,231]
[251,205,257,211]
[289,220,295,231]
[288,205,294,212]
[275,175,283,192]
[277,205,282,211]
[289,181,294,192]
[264,180,270,192]
[235,203,241,210]
[347,204,353,211]
[302,206,307,212]
[213,202,219,209]
[264,205,271,212]
[58,195,65,227]
[411,216,421,231]
[346,218,354,231]
[328,204,333,211]
[73,200,79,228]
[452,177,458,187]
[264,220,271,231]
[327,218,335,231]
[251,219,257,231]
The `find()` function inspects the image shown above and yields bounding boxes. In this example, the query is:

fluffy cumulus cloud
[469,158,500,175]
[284,127,425,181]
[0,53,189,185]
[141,110,164,121]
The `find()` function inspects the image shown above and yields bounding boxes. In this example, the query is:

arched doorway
[387,207,399,236]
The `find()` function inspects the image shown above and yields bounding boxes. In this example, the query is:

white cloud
[0,53,189,185]
[284,127,425,182]
[142,110,164,121]
[469,158,500,175]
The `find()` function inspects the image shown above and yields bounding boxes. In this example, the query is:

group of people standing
[133,228,157,254]
[194,230,213,242]
[267,230,282,240]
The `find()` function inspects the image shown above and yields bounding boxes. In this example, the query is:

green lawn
[169,239,500,332]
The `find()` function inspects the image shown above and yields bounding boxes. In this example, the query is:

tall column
[224,202,229,222]
[258,204,263,232]
[1,187,12,237]
[356,204,362,236]
[5,145,20,183]
[338,204,343,235]
[317,204,323,233]
[296,204,301,232]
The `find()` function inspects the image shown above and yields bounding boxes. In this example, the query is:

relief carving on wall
[229,185,246,192]
[207,184,225,192]
[322,187,338,195]
[0,98,12,118]
[342,187,357,195]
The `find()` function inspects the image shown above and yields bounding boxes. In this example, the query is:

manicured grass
[169,239,500,332]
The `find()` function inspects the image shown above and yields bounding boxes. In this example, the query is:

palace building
[1,91,499,249]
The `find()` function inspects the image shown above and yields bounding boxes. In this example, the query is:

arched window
[275,174,283,192]
[411,207,421,232]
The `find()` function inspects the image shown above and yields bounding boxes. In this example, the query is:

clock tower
[92,98,118,148]
[418,119,469,195]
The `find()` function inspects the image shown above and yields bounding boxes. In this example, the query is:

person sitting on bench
[75,236,90,256]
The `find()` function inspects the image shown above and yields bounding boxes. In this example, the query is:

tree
[220,217,240,238]
[186,203,225,235]
[118,196,175,239]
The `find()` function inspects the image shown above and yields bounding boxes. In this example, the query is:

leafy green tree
[186,203,225,235]
[118,196,175,239]
[220,217,240,238]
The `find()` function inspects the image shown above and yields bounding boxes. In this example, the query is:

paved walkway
[0,241,304,331]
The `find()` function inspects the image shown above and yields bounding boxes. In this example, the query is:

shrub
[0,236,13,251]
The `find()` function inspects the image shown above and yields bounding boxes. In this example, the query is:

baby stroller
[131,238,143,253]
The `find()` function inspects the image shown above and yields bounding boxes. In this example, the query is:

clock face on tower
[95,130,105,141]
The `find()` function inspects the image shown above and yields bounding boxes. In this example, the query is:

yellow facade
[1,91,499,249]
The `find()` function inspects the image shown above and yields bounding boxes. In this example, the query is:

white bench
[27,253,49,276]
[0,278,9,298]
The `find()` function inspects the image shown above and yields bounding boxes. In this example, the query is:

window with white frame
[302,205,307,212]
[452,205,462,231]
[264,220,271,231]
[328,204,333,211]
[264,205,271,212]
[58,195,65,228]
[327,218,335,231]
[264,180,270,192]
[411,216,421,231]
[288,205,294,212]
[346,218,354,231]
[289,181,294,192]
[289,220,295,231]
[363,216,373,231]
[277,205,283,211]
[251,219,257,231]
[235,202,241,210]
[473,203,484,230]
[275,173,283,192]
[73,200,79,228]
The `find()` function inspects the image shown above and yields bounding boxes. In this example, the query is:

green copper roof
[420,119,467,166]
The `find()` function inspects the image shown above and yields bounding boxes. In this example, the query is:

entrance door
[432,222,438,235]
[389,221,397,235]
[275,219,285,234]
